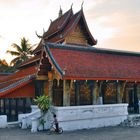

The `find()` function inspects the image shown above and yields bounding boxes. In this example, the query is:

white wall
[20,104,128,132]
[51,104,128,131]
[0,115,7,128]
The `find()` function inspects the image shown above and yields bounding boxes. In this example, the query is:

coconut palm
[7,37,33,66]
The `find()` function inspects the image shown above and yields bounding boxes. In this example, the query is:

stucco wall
[21,104,128,132]
[0,115,7,128]
[51,104,128,131]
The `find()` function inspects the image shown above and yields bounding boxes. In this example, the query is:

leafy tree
[7,37,33,67]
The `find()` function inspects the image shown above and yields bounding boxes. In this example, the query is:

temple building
[0,7,140,122]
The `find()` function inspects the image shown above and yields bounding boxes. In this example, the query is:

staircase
[5,106,53,132]
[121,114,140,127]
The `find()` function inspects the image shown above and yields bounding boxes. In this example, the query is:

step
[7,121,21,128]
[128,114,140,120]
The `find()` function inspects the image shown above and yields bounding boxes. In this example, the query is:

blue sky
[0,0,140,62]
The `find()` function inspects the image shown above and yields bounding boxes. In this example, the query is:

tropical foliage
[0,59,15,72]
[34,95,50,113]
[7,37,33,67]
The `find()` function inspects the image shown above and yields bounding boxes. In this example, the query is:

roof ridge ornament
[71,3,73,9]
[59,6,63,17]
[43,28,45,33]
[35,31,43,39]
[35,30,45,45]
[35,29,45,39]
[81,1,84,9]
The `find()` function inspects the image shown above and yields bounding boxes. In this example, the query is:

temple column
[48,79,53,105]
[43,81,48,96]
[116,81,126,103]
[99,81,103,105]
[92,81,98,105]
[75,81,80,105]
[116,82,122,103]
[63,80,70,106]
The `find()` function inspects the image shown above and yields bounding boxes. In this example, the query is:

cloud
[0,35,4,40]
[86,0,140,19]
[83,0,140,52]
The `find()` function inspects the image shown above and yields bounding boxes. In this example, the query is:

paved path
[0,126,140,140]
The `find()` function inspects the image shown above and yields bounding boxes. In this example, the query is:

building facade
[0,7,140,121]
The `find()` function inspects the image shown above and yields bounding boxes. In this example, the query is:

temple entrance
[35,80,44,97]
[52,79,63,106]
[128,90,134,113]
[128,89,139,114]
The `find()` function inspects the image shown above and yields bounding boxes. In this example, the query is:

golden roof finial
[59,6,63,17]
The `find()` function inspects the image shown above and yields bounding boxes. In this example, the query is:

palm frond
[21,37,30,51]
[10,57,22,66]
[6,50,20,56]
[8,37,34,66]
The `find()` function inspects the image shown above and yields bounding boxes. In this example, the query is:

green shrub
[34,95,50,113]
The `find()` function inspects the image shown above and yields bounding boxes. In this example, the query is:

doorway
[128,89,139,114]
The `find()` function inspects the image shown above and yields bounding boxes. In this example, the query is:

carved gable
[65,23,88,46]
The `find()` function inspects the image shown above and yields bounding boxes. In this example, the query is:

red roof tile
[0,65,37,94]
[46,43,140,81]
[44,8,73,38]
[34,8,97,54]
[18,54,41,68]
[0,73,12,79]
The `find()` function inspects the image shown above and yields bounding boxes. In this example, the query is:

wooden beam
[48,80,53,104]
[63,80,70,106]
[92,81,98,105]
[116,82,122,103]
[36,75,48,80]
[75,81,80,105]
[116,81,126,103]
[99,81,103,104]
[43,81,48,96]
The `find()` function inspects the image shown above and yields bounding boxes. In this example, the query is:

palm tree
[7,37,33,66]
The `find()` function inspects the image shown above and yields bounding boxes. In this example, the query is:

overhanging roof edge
[44,44,64,77]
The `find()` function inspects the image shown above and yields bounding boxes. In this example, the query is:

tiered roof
[44,8,73,38]
[1,6,140,98]
[34,8,97,54]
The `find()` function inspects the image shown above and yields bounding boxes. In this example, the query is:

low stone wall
[52,104,128,131]
[18,105,41,129]
[0,115,7,128]
[19,105,53,132]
